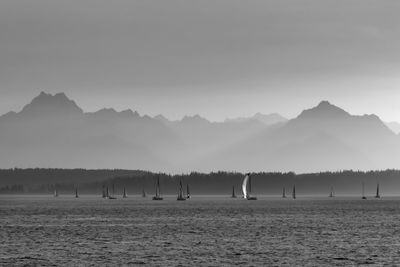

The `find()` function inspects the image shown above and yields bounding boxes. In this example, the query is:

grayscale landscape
[2,0,400,266]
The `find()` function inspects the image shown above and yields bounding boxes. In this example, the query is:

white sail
[242,174,249,199]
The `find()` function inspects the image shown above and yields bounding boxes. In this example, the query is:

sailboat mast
[123,187,127,198]
[157,177,160,197]
[292,185,296,199]
[362,182,367,199]
[179,180,183,198]
[282,187,286,198]
[376,183,380,198]
[362,182,365,197]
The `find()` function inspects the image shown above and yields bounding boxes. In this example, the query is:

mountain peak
[89,108,140,119]
[21,91,83,117]
[297,101,350,120]
[181,114,210,124]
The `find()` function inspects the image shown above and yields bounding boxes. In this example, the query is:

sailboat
[142,188,147,198]
[375,183,380,199]
[102,185,106,198]
[362,182,367,199]
[105,186,116,199]
[186,184,191,199]
[54,188,59,197]
[282,187,286,198]
[242,173,257,200]
[231,186,237,198]
[75,187,79,198]
[152,176,163,200]
[177,180,186,201]
[123,187,127,198]
[292,185,296,199]
[329,186,335,198]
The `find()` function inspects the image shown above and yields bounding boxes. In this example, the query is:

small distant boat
[292,185,296,199]
[329,186,335,198]
[123,187,128,198]
[242,173,257,200]
[152,176,163,200]
[186,184,191,199]
[102,185,106,198]
[362,182,367,200]
[142,188,147,198]
[282,187,286,198]
[375,183,380,199]
[75,188,79,198]
[231,186,237,198]
[105,186,116,200]
[54,188,59,198]
[177,180,186,201]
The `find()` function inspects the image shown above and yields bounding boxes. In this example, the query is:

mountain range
[0,92,399,173]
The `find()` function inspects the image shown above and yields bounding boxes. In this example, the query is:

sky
[1,0,400,121]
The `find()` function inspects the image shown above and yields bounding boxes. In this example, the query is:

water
[1,195,400,266]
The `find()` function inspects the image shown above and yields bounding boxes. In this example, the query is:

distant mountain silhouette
[225,112,287,125]
[1,93,399,172]
[204,101,400,172]
[21,91,83,117]
[296,100,349,120]
[385,121,400,134]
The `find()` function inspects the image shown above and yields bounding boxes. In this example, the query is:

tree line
[1,169,400,195]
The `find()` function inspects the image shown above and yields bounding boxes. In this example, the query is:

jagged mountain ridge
[203,100,399,172]
[0,92,398,172]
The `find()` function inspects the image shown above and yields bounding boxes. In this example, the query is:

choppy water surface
[1,196,400,266]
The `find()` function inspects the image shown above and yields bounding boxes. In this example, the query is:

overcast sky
[1,0,400,121]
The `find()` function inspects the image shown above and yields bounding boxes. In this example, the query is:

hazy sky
[1,0,400,121]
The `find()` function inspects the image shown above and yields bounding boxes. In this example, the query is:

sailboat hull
[152,196,163,200]
[177,197,186,201]
[246,197,257,200]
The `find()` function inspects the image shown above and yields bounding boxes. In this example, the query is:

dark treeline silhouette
[0,168,146,187]
[1,169,400,196]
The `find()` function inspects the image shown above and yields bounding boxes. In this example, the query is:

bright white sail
[242,174,249,199]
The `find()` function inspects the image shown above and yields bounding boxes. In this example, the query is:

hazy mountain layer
[0,92,399,172]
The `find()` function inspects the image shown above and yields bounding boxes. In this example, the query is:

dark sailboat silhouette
[152,176,163,200]
[329,186,335,198]
[102,185,106,198]
[105,186,116,199]
[242,173,257,200]
[142,188,147,198]
[123,187,127,198]
[177,180,186,201]
[282,187,286,198]
[186,184,191,199]
[292,185,296,199]
[75,187,79,198]
[231,186,237,198]
[375,183,380,198]
[362,182,367,199]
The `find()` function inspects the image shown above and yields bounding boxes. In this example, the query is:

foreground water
[1,196,400,266]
